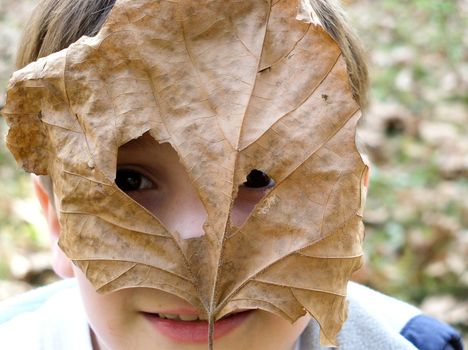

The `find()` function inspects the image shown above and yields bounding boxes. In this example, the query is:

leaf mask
[3,0,368,347]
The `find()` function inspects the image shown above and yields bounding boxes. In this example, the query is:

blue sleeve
[401,314,464,350]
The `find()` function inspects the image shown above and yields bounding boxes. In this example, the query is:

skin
[34,133,312,350]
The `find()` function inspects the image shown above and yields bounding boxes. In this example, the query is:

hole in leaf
[231,169,275,228]
[244,169,272,188]
[116,133,207,239]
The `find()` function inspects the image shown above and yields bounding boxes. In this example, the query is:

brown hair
[16,0,369,192]
[16,0,116,69]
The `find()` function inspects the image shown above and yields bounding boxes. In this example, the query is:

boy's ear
[32,175,75,279]
[364,165,370,188]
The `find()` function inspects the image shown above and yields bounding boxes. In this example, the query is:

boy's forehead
[3,0,366,346]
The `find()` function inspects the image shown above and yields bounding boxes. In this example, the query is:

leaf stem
[208,314,214,350]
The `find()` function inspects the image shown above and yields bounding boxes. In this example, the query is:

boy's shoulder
[346,283,463,350]
[298,282,463,350]
[0,279,92,350]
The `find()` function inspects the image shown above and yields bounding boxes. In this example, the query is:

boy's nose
[168,193,208,239]
[168,185,265,240]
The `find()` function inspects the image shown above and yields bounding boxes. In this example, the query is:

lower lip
[142,310,254,343]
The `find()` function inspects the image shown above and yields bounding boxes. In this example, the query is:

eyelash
[115,168,154,192]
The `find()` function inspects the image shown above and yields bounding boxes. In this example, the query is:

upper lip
[153,308,201,316]
[142,308,249,319]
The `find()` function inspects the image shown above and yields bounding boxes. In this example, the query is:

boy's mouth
[150,309,246,321]
[156,311,207,321]
[141,309,254,343]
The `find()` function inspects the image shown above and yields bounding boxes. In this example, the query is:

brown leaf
[2,0,367,347]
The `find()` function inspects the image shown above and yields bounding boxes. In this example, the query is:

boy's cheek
[46,208,74,278]
[358,159,371,217]
[72,266,138,348]
[50,244,75,278]
[363,167,370,188]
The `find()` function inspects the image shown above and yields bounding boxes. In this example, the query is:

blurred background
[0,0,467,342]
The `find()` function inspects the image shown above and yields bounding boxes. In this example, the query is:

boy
[0,0,463,349]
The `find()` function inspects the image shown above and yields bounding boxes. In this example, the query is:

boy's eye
[115,169,154,192]
[244,169,274,188]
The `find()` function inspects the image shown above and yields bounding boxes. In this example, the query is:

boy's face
[9,0,368,347]
[50,133,311,350]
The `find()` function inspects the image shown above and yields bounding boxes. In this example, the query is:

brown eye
[244,169,273,188]
[115,169,153,192]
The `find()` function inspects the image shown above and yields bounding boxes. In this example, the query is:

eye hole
[244,169,274,188]
[115,168,154,192]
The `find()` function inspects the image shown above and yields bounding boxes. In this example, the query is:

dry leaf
[2,0,367,347]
